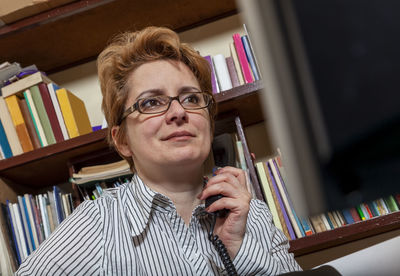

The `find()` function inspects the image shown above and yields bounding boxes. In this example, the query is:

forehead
[126,60,200,99]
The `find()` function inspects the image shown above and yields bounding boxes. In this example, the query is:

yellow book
[56,88,92,138]
[4,95,34,152]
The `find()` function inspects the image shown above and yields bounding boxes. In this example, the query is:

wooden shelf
[0,0,237,73]
[0,81,265,187]
[289,211,400,256]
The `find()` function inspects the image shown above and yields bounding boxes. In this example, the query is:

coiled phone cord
[208,214,238,276]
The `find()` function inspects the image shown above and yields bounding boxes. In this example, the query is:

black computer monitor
[238,0,400,216]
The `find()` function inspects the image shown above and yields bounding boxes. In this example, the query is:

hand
[198,166,252,259]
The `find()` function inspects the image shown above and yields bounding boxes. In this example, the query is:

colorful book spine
[47,83,69,140]
[232,33,253,84]
[212,54,233,91]
[266,162,296,239]
[17,98,41,149]
[23,89,48,147]
[5,95,34,152]
[56,88,92,139]
[229,42,245,85]
[341,209,355,224]
[5,201,21,265]
[30,85,56,145]
[356,205,366,220]
[17,196,33,254]
[38,83,64,143]
[225,56,240,88]
[24,194,39,250]
[241,35,260,81]
[0,120,13,158]
[203,55,219,94]
[0,97,23,156]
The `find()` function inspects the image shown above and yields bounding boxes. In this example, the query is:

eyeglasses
[119,92,214,124]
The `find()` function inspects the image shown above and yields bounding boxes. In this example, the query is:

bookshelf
[0,81,264,187]
[1,0,400,271]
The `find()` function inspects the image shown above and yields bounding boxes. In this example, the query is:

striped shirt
[16,174,301,275]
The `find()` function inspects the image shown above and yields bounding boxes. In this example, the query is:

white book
[212,54,233,92]
[47,83,69,140]
[24,194,39,249]
[268,158,303,238]
[38,195,51,239]
[1,72,52,98]
[229,42,245,85]
[47,191,59,228]
[17,196,33,254]
[320,214,332,231]
[23,89,48,147]
[11,203,28,261]
[0,97,23,156]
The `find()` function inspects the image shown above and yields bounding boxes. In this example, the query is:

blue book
[6,200,21,265]
[16,201,31,255]
[241,35,260,81]
[342,209,355,224]
[53,186,65,224]
[0,120,13,158]
[324,213,335,229]
[22,196,36,251]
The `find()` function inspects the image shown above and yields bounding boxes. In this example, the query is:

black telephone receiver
[205,194,229,217]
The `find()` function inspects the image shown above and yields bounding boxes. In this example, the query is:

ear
[111,125,133,157]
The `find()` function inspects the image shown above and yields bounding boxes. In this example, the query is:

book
[0,203,18,272]
[53,186,65,224]
[0,97,23,156]
[17,196,33,254]
[0,120,13,158]
[17,98,41,149]
[1,71,53,98]
[327,212,338,229]
[38,194,51,239]
[229,42,245,85]
[30,85,56,145]
[385,195,399,212]
[232,33,253,84]
[5,201,21,265]
[38,83,64,143]
[349,207,361,222]
[300,217,314,236]
[4,95,34,152]
[203,55,219,94]
[11,203,28,261]
[356,205,366,220]
[255,162,283,232]
[23,194,39,250]
[29,195,44,245]
[309,215,325,233]
[241,35,260,81]
[363,203,374,218]
[266,162,296,239]
[47,83,69,140]
[225,56,240,88]
[23,89,48,147]
[212,54,233,91]
[47,191,59,229]
[269,159,304,238]
[320,214,332,231]
[342,209,355,224]
[56,88,92,138]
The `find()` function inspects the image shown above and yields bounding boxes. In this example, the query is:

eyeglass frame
[118,91,215,125]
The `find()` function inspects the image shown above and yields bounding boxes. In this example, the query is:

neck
[136,163,204,224]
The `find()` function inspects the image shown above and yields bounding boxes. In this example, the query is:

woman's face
[118,60,212,172]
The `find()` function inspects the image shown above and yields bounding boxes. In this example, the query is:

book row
[0,68,93,159]
[203,28,260,94]
[0,186,74,270]
[255,154,400,239]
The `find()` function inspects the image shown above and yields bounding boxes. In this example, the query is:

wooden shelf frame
[0,0,238,73]
[289,211,400,256]
[0,81,264,187]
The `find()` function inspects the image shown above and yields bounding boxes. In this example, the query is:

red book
[38,83,64,143]
[349,207,361,222]
[232,33,253,84]
[363,203,374,218]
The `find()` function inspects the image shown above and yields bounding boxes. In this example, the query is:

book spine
[5,95,34,152]
[229,43,245,85]
[38,83,64,143]
[356,205,366,220]
[29,195,44,245]
[0,97,23,156]
[267,162,296,239]
[1,72,52,98]
[0,203,18,271]
[0,120,13,158]
[232,33,253,84]
[38,195,51,239]
[53,186,65,224]
[17,196,33,254]
[47,83,69,140]
[24,89,48,147]
[5,201,21,265]
[342,209,355,224]
[349,207,361,222]
[225,56,240,88]
[212,54,233,91]
[17,98,41,149]
[12,203,28,261]
[30,85,56,145]
[24,194,39,249]
[203,55,219,94]
[241,35,260,81]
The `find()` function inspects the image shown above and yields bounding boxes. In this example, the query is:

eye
[181,93,201,104]
[139,96,167,110]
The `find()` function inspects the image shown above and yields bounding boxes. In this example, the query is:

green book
[356,205,366,220]
[385,196,399,212]
[30,85,56,145]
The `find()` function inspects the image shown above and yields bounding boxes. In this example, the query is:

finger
[215,166,246,187]
[199,182,238,200]
[206,172,239,188]
[206,196,250,215]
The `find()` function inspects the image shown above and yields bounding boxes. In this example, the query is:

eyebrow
[135,86,201,101]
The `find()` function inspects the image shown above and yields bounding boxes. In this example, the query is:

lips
[162,131,195,140]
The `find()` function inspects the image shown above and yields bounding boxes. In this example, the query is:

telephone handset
[205,194,229,217]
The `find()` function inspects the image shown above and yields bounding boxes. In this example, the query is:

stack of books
[255,152,400,239]
[203,25,260,94]
[0,65,93,160]
[0,187,74,268]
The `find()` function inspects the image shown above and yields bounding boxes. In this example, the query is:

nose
[165,98,188,124]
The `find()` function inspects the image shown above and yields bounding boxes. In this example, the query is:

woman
[16,26,301,275]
